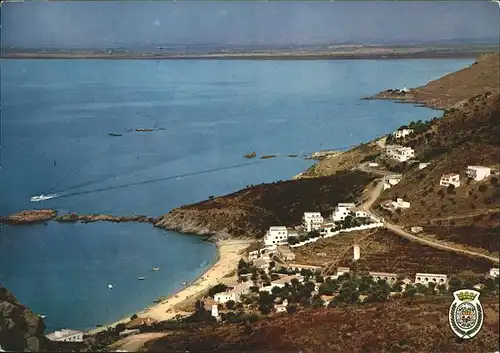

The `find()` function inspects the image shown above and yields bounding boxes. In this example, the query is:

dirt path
[110,332,168,352]
[363,178,500,264]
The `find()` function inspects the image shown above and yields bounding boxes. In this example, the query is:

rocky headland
[1,210,155,225]
[364,53,499,109]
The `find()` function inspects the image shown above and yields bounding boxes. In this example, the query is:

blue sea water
[1,58,472,331]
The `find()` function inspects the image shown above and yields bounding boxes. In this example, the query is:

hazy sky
[1,1,499,48]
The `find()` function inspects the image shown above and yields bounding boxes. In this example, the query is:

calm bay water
[1,58,472,331]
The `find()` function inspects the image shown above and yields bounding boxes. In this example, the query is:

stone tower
[353,244,360,261]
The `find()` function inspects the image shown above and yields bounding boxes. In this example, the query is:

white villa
[440,173,460,188]
[214,282,253,304]
[369,271,398,283]
[490,268,499,278]
[386,146,415,162]
[392,128,413,139]
[415,273,448,286]
[466,166,491,181]
[383,174,402,190]
[46,329,85,342]
[419,162,431,170]
[331,203,356,222]
[302,212,324,232]
[263,226,292,246]
[352,209,369,218]
[381,198,410,212]
[260,275,304,293]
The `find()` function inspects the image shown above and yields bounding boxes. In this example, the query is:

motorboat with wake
[151,267,160,271]
[30,194,57,202]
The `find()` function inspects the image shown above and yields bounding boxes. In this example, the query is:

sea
[0,58,472,332]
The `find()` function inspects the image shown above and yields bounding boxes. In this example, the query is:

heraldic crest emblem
[449,289,484,339]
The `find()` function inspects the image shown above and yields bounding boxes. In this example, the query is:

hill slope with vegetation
[154,171,375,239]
[379,92,500,255]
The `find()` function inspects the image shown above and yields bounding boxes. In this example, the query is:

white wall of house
[393,198,410,209]
[440,174,460,187]
[392,129,413,139]
[466,166,491,181]
[302,212,324,232]
[369,272,398,283]
[331,203,356,222]
[46,330,84,342]
[415,273,448,286]
[263,226,289,246]
[419,162,430,170]
[383,175,402,190]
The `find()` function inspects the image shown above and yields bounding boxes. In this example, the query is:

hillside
[144,297,500,353]
[379,92,500,255]
[0,287,49,352]
[154,170,375,239]
[293,229,494,275]
[368,53,499,109]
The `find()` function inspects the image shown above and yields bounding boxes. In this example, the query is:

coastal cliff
[154,170,375,239]
[365,53,499,109]
[0,287,49,352]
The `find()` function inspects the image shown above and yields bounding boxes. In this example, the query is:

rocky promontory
[1,210,155,225]
[0,286,49,352]
[154,170,375,239]
[364,53,499,110]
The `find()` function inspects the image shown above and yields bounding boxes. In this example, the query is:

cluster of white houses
[262,204,381,247]
[392,128,413,139]
[381,198,411,212]
[440,166,492,188]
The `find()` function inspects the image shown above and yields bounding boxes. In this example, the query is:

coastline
[89,239,254,335]
[0,52,486,61]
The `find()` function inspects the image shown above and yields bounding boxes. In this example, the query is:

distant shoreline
[0,52,487,60]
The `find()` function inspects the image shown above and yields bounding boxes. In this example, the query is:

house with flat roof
[214,282,253,304]
[263,226,289,246]
[369,271,398,283]
[392,128,413,139]
[466,166,491,181]
[415,273,448,286]
[331,203,356,222]
[302,212,324,232]
[46,329,85,342]
[383,174,402,190]
[440,173,460,187]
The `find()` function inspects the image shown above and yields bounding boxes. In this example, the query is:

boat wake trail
[53,160,266,200]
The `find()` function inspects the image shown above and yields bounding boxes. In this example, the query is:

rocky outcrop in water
[1,210,155,225]
[0,287,49,352]
[0,209,57,224]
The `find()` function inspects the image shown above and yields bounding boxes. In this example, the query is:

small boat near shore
[30,194,57,202]
[180,281,188,285]
[151,267,160,271]
[108,133,122,137]
[138,276,146,280]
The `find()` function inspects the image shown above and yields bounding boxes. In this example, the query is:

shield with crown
[449,289,484,339]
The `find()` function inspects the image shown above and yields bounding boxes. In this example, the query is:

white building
[419,162,431,170]
[213,282,252,304]
[411,226,423,234]
[466,166,491,181]
[46,329,85,342]
[489,268,499,278]
[274,299,288,313]
[394,198,410,209]
[383,174,402,190]
[352,208,369,218]
[368,162,379,167]
[386,146,415,162]
[353,244,360,261]
[302,212,324,232]
[415,273,448,286]
[369,271,398,283]
[263,226,289,246]
[211,304,220,321]
[331,203,356,222]
[392,129,413,139]
[260,275,303,293]
[440,173,460,188]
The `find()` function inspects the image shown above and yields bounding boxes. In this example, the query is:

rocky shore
[1,210,155,225]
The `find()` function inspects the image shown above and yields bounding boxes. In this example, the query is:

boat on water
[180,281,188,285]
[30,194,56,202]
[108,284,113,289]
[151,267,160,271]
[39,315,46,319]
[108,133,123,137]
[153,296,166,304]
[138,276,146,280]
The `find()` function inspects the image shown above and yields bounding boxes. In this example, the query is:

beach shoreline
[89,238,254,335]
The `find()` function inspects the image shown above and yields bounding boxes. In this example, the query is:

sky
[1,1,499,48]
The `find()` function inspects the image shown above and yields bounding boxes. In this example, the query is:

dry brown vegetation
[144,297,499,353]
[370,53,499,109]
[293,229,493,276]
[155,170,376,238]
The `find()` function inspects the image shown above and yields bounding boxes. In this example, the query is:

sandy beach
[90,239,254,334]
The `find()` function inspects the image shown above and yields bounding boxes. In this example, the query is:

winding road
[361,178,499,264]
